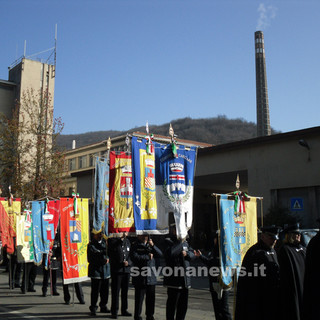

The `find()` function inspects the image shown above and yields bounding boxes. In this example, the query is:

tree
[0,88,65,200]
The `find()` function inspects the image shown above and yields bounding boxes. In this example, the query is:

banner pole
[233,268,237,320]
[72,283,75,306]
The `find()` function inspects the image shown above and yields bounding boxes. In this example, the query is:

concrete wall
[196,128,320,228]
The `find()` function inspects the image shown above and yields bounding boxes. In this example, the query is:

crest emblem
[168,162,185,195]
[144,158,155,192]
[69,220,82,243]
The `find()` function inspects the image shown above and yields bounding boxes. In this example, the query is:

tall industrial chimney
[255,31,271,137]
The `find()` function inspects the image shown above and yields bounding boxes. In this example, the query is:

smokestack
[72,140,76,149]
[255,31,271,137]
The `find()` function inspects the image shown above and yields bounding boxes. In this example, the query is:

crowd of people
[2,220,320,320]
[235,222,319,320]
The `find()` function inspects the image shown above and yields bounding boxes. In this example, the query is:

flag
[132,137,163,234]
[219,194,258,286]
[32,200,60,265]
[16,209,34,263]
[108,151,135,234]
[60,197,90,284]
[93,157,109,236]
[45,200,60,268]
[154,143,197,239]
[0,198,21,254]
[219,195,241,287]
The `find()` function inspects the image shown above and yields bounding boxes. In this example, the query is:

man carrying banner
[130,233,163,320]
[87,229,111,316]
[164,223,196,320]
[108,232,132,319]
[235,225,281,320]
[196,230,232,320]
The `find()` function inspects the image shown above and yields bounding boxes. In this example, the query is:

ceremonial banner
[93,157,109,235]
[132,137,163,234]
[154,143,197,239]
[32,200,60,265]
[0,198,21,254]
[45,200,60,268]
[16,209,34,263]
[108,151,135,234]
[219,194,258,286]
[60,197,89,284]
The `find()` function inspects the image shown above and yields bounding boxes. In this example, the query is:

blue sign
[291,198,304,211]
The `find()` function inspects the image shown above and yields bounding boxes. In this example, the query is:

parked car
[276,228,319,248]
[300,229,319,247]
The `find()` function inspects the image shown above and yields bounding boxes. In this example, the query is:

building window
[69,158,76,171]
[79,155,87,169]
[89,153,98,167]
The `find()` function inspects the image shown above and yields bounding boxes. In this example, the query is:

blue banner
[219,195,241,286]
[154,143,197,239]
[93,157,109,236]
[132,137,161,234]
[32,201,51,265]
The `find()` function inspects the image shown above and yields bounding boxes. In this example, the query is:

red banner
[109,152,135,235]
[60,197,89,284]
[0,198,21,254]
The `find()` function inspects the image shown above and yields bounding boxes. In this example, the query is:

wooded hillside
[57,116,279,150]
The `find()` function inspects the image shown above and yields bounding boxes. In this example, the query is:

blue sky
[0,0,319,135]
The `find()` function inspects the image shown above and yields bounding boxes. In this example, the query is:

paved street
[0,265,234,319]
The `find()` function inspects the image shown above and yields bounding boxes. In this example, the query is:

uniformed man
[235,225,281,320]
[108,232,132,319]
[278,223,306,320]
[164,224,196,320]
[87,230,111,316]
[130,234,163,320]
[303,219,320,320]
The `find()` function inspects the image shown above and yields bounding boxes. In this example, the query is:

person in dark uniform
[42,255,59,296]
[164,224,196,320]
[196,231,232,320]
[8,248,22,289]
[108,232,132,319]
[21,262,37,293]
[303,219,320,320]
[235,225,281,320]
[130,234,163,320]
[278,223,306,320]
[42,238,60,297]
[87,230,111,316]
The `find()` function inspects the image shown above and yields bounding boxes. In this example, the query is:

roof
[0,79,16,87]
[65,131,212,155]
[199,126,320,155]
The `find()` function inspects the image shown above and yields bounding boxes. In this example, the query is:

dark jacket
[278,242,306,320]
[87,238,110,279]
[235,239,280,320]
[303,232,320,320]
[130,239,163,286]
[108,237,131,274]
[163,237,195,289]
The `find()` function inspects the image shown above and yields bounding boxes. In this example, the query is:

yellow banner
[77,198,89,279]
[240,198,258,261]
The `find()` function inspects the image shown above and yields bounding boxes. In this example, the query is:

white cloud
[256,3,278,30]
